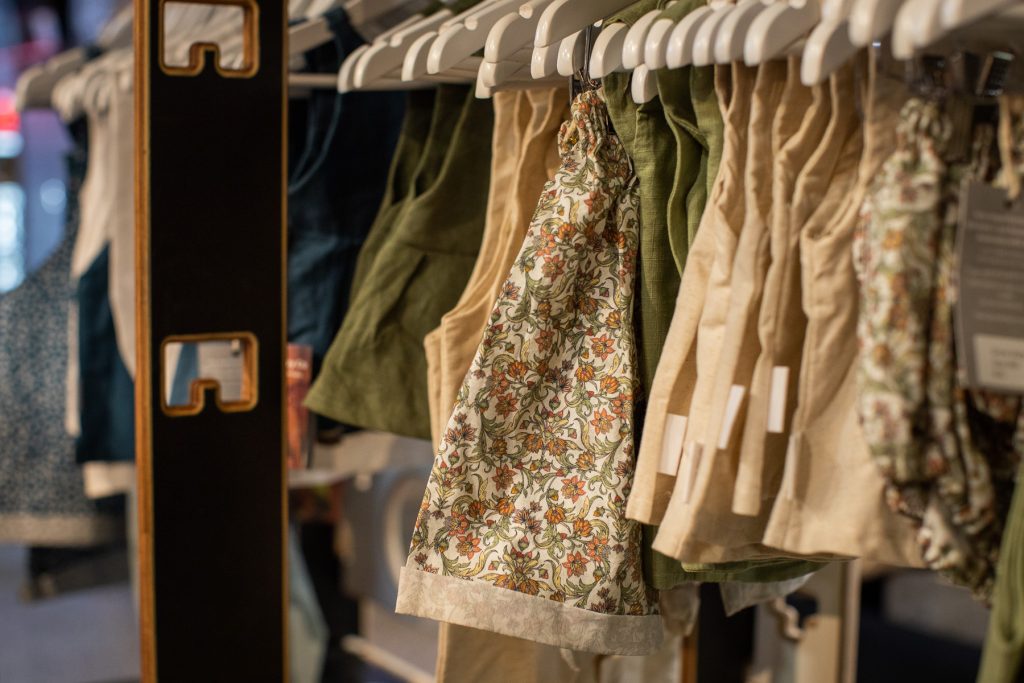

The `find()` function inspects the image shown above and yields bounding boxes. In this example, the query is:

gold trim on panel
[133,0,157,679]
[157,0,260,78]
[157,331,260,416]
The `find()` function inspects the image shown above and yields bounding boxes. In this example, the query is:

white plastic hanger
[744,0,821,66]
[800,0,857,84]
[589,21,629,78]
[344,0,419,28]
[644,10,680,69]
[290,16,336,55]
[632,64,659,102]
[534,0,640,48]
[848,0,905,45]
[354,9,455,88]
[941,0,1017,29]
[664,4,714,68]
[531,42,562,77]
[15,48,88,111]
[713,0,772,64]
[891,0,943,58]
[557,29,587,76]
[338,12,426,91]
[97,4,134,50]
[691,1,738,66]
[484,0,559,63]
[428,0,521,74]
[623,8,670,69]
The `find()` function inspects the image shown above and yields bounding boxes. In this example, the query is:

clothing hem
[395,566,664,656]
[0,514,121,546]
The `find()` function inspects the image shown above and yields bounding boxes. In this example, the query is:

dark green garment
[350,89,437,293]
[307,86,494,440]
[979,470,1024,683]
[604,0,695,592]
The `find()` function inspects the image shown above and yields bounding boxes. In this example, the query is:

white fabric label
[717,385,746,450]
[681,442,703,503]
[658,413,689,475]
[780,434,801,500]
[974,334,1024,392]
[767,366,790,433]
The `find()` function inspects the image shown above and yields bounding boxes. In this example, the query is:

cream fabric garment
[426,90,526,444]
[732,64,859,518]
[761,53,923,567]
[655,60,815,561]
[437,88,567,428]
[627,64,748,526]
[662,60,823,564]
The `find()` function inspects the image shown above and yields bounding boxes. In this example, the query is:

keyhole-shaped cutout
[161,332,259,416]
[160,0,260,78]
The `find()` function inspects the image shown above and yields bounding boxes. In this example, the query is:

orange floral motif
[493,465,515,490]
[590,409,614,435]
[575,363,596,383]
[591,334,615,360]
[561,476,586,503]
[457,534,482,560]
[563,551,589,577]
[544,505,567,525]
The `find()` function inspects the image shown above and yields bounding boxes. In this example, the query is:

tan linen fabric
[733,64,860,518]
[627,64,748,526]
[651,60,819,561]
[436,624,599,683]
[425,91,527,444]
[437,88,567,427]
[761,53,923,566]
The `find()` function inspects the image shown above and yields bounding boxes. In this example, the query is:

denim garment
[287,7,405,374]
[76,246,135,463]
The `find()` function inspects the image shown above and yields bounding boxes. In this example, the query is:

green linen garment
[307,85,494,439]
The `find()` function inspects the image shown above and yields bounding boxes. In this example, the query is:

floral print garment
[856,98,1022,600]
[395,89,662,656]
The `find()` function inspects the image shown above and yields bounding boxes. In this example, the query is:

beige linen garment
[732,64,861,518]
[761,53,923,566]
[437,89,568,431]
[670,61,827,564]
[676,66,866,566]
[426,91,526,444]
[627,64,752,526]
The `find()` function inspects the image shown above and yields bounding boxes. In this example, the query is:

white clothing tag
[780,433,801,500]
[717,385,746,450]
[682,442,703,503]
[955,181,1024,393]
[767,366,790,433]
[658,414,689,475]
[974,334,1024,392]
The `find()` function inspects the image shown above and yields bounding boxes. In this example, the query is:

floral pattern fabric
[395,89,662,656]
[855,98,1022,600]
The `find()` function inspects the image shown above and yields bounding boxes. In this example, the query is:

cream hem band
[395,565,664,656]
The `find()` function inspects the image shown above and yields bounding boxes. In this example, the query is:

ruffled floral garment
[396,89,662,655]
[856,98,1022,600]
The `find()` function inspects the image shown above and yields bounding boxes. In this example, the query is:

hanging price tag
[956,181,1024,393]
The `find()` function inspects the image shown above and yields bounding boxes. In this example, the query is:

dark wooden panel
[135,2,287,680]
